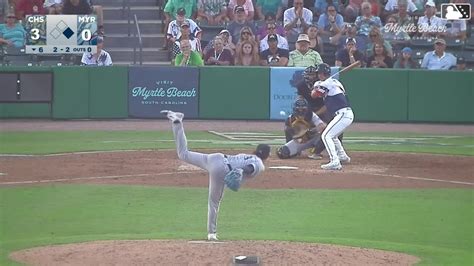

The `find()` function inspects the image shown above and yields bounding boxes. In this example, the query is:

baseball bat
[328,60,361,79]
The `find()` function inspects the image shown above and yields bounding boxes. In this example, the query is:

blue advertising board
[128,66,199,118]
[269,67,340,120]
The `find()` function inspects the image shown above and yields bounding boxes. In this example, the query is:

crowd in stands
[165,0,473,70]
[1,0,108,66]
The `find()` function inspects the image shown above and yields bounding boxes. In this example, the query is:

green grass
[1,130,473,265]
[0,185,472,265]
[0,131,473,155]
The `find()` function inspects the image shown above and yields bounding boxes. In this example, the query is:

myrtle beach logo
[132,80,197,101]
[383,23,447,34]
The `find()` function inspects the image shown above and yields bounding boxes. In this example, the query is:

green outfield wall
[199,66,270,119]
[0,66,472,123]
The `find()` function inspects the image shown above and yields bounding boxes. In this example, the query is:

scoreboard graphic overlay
[25,15,98,54]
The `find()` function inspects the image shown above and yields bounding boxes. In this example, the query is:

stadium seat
[411,49,427,60]
[409,37,435,48]
[445,38,464,49]
[465,36,474,50]
[454,50,474,63]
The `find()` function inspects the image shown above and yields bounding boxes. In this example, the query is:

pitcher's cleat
[207,233,218,241]
[160,110,184,123]
[339,155,351,164]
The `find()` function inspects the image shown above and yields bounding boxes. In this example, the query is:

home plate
[268,166,299,170]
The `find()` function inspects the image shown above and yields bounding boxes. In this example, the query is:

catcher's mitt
[290,116,317,143]
[224,168,243,192]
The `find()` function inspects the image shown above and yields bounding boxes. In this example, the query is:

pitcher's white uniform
[172,121,265,235]
[315,78,354,169]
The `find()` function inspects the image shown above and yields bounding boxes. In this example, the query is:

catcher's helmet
[293,98,309,116]
[317,63,331,76]
[303,66,318,83]
[255,144,271,160]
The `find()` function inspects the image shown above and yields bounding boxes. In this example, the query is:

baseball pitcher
[161,110,271,241]
[277,98,326,159]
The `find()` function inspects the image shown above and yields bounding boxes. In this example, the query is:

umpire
[296,65,343,159]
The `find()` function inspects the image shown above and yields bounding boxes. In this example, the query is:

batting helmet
[255,144,271,160]
[293,98,309,116]
[303,66,318,84]
[317,63,331,76]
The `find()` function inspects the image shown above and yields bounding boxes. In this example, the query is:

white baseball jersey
[225,154,265,178]
[317,78,350,115]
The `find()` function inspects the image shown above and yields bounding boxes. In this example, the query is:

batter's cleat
[160,110,184,123]
[308,153,323,160]
[321,161,342,170]
[339,155,351,164]
[207,233,218,241]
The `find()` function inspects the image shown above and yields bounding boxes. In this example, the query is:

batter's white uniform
[172,122,265,234]
[316,78,354,166]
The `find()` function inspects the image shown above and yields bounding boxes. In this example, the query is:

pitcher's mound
[10,240,419,265]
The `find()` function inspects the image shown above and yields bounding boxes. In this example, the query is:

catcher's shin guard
[276,146,291,159]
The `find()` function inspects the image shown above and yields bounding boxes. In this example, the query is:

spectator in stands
[391,0,414,27]
[14,0,46,19]
[44,0,63,14]
[235,39,260,65]
[164,0,197,34]
[81,36,112,66]
[256,13,285,40]
[165,8,201,50]
[283,0,313,41]
[0,12,26,48]
[260,22,288,51]
[330,23,366,51]
[172,20,202,62]
[314,0,341,17]
[255,0,284,21]
[393,46,419,69]
[175,39,204,66]
[204,36,234,65]
[382,15,410,43]
[63,0,104,35]
[228,0,255,21]
[288,33,323,67]
[306,24,323,53]
[203,29,236,55]
[197,0,228,25]
[227,6,257,44]
[355,2,382,37]
[417,1,445,38]
[454,57,466,71]
[236,26,258,48]
[343,0,363,23]
[317,4,343,37]
[366,27,393,58]
[260,33,289,66]
[335,37,364,67]
[421,38,456,70]
[383,0,417,20]
[444,18,467,41]
[366,42,393,68]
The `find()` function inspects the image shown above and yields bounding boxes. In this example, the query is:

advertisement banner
[128,66,199,118]
[269,67,340,120]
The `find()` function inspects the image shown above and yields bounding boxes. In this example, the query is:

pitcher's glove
[224,168,244,192]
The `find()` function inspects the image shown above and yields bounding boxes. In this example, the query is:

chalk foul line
[0,172,195,186]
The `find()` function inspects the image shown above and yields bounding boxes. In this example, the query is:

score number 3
[30,28,40,40]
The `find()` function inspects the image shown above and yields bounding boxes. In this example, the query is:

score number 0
[30,28,93,41]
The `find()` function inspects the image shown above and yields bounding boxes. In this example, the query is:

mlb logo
[441,4,471,20]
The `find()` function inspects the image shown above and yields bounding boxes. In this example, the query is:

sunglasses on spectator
[267,26,276,30]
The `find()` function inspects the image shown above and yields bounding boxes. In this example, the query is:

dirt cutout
[10,240,419,266]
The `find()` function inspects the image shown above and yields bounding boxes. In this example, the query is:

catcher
[161,110,271,241]
[277,98,326,159]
